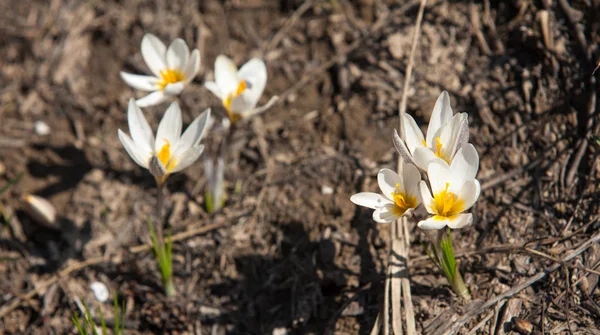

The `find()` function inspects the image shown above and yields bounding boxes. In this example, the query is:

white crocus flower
[350,162,421,223]
[205,55,274,124]
[118,99,210,185]
[120,34,200,107]
[418,144,481,230]
[393,91,469,171]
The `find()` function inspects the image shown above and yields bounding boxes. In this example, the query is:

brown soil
[1,0,600,334]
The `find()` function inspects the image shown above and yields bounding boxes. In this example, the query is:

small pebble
[321,185,334,195]
[90,282,109,302]
[34,121,50,136]
[272,328,288,335]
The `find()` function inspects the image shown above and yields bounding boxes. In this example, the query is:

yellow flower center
[222,80,247,123]
[157,139,177,172]
[431,182,464,220]
[422,137,450,163]
[158,69,185,90]
[390,183,417,216]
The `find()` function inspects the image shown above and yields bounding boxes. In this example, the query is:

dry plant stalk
[371,0,428,334]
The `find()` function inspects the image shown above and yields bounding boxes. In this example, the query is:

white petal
[427,159,452,195]
[166,38,189,70]
[458,179,480,211]
[402,162,422,203]
[170,145,205,173]
[438,113,467,162]
[373,205,399,223]
[418,217,449,230]
[120,72,159,91]
[183,49,200,83]
[205,81,222,99]
[127,99,154,153]
[378,168,402,201]
[446,213,473,229]
[136,91,167,108]
[426,91,453,146]
[238,58,267,109]
[413,147,439,171]
[419,180,435,214]
[141,33,167,77]
[393,129,415,165]
[402,113,425,154]
[173,108,210,156]
[453,114,470,157]
[449,143,479,187]
[350,192,392,210]
[215,55,240,95]
[118,129,151,168]
[164,82,185,96]
[155,102,182,152]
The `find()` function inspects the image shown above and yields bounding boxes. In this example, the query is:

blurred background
[0,0,599,333]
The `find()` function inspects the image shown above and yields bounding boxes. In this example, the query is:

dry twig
[372,0,428,334]
[0,255,109,318]
[129,221,228,254]
[437,231,600,335]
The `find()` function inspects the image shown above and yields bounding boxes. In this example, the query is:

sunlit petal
[166,38,189,70]
[155,102,182,152]
[238,58,267,110]
[446,213,473,229]
[458,179,480,211]
[215,55,240,94]
[118,129,151,168]
[183,49,200,83]
[141,33,167,77]
[205,81,222,99]
[378,168,402,201]
[120,72,158,91]
[127,99,154,152]
[174,108,211,156]
[426,91,453,146]
[136,91,167,107]
[373,206,399,223]
[350,192,392,210]
[402,113,425,154]
[419,180,435,214]
[413,147,439,171]
[449,143,479,190]
[418,217,449,230]
[170,145,205,173]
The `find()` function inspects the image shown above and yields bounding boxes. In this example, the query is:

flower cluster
[118,33,273,181]
[115,33,274,297]
[352,91,480,230]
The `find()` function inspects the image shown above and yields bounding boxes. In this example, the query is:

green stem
[435,228,471,300]
[451,267,470,300]
[152,181,175,297]
[163,276,176,297]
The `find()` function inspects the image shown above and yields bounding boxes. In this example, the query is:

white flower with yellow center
[393,91,469,171]
[118,99,210,184]
[350,162,421,223]
[120,34,200,107]
[418,143,481,230]
[204,55,271,124]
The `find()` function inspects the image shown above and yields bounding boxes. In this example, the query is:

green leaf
[423,241,442,271]
[205,190,214,213]
[0,172,22,196]
[591,135,600,146]
[439,229,457,281]
[147,220,174,296]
